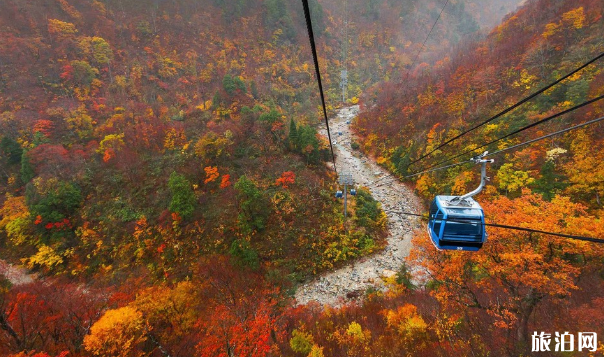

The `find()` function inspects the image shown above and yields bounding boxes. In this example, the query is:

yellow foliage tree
[409,190,604,355]
[163,128,187,152]
[65,104,93,139]
[333,321,371,357]
[133,281,198,345]
[194,131,232,164]
[84,306,147,357]
[562,7,584,29]
[307,345,325,357]
[512,69,537,90]
[97,134,125,154]
[542,22,560,39]
[24,245,69,270]
[384,304,428,338]
[564,129,604,206]
[78,37,114,66]
[0,195,31,245]
[48,19,78,40]
[496,163,534,195]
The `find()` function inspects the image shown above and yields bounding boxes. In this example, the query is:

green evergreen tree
[308,0,325,34]
[222,74,236,95]
[168,172,196,220]
[20,150,35,183]
[32,131,49,146]
[229,239,260,269]
[28,181,82,224]
[296,125,320,164]
[212,91,224,109]
[235,175,269,234]
[364,0,379,20]
[233,76,246,93]
[222,74,246,96]
[531,161,568,201]
[288,119,298,150]
[259,108,280,123]
[354,189,383,230]
[0,136,23,165]
[26,180,82,244]
[264,0,295,42]
[250,80,258,99]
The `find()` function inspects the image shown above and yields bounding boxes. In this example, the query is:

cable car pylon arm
[450,151,494,206]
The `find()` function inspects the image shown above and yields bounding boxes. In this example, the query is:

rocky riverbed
[295,105,423,306]
[0,260,34,285]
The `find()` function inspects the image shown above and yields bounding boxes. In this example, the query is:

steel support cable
[489,114,604,157]
[398,212,604,244]
[405,114,604,178]
[302,0,338,174]
[413,94,604,175]
[404,160,470,178]
[408,51,604,167]
[402,0,450,85]
[341,0,348,103]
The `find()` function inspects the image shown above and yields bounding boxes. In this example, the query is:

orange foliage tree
[275,171,295,188]
[409,190,604,355]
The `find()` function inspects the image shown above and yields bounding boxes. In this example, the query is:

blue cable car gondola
[350,189,356,196]
[428,196,486,251]
[335,190,343,198]
[428,152,493,251]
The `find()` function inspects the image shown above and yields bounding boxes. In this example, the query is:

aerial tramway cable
[488,114,604,157]
[410,94,604,176]
[302,0,338,174]
[340,0,349,103]
[399,212,604,244]
[404,160,469,178]
[404,114,604,178]
[402,0,450,86]
[300,1,603,250]
[408,51,604,167]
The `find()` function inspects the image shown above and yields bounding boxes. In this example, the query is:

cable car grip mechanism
[448,151,494,206]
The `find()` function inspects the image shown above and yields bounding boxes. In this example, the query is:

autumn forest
[0,0,603,356]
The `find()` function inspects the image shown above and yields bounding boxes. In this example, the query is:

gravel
[0,260,34,285]
[295,106,422,307]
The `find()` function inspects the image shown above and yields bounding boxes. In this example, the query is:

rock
[294,105,421,308]
[382,269,397,278]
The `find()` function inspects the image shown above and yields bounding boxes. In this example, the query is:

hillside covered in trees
[350,0,604,355]
[3,0,603,356]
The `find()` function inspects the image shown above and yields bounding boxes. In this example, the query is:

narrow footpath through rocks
[295,105,423,306]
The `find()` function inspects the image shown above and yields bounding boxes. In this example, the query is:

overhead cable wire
[402,0,450,85]
[341,0,348,103]
[406,114,604,178]
[404,160,470,178]
[408,51,604,167]
[489,114,604,157]
[482,223,604,244]
[302,0,338,174]
[398,212,604,244]
[415,94,604,174]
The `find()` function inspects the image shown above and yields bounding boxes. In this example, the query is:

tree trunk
[0,313,22,351]
[516,290,540,356]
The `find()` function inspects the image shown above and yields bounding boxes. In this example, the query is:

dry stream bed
[295,106,422,306]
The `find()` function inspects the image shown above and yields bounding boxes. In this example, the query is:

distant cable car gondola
[428,152,493,251]
[335,190,343,198]
[350,189,356,196]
